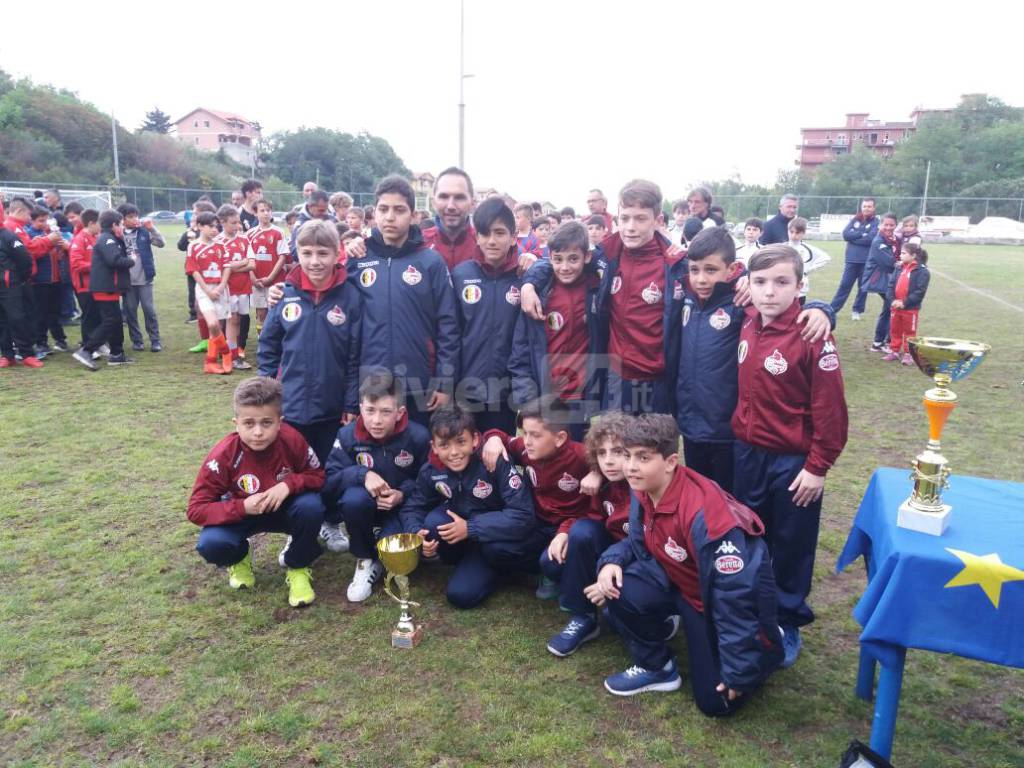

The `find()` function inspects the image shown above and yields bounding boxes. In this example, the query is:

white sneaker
[851,312,862,321]
[98,343,111,357]
[347,558,384,602]
[319,522,350,553]
[278,536,292,567]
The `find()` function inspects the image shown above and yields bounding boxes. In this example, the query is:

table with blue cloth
[837,467,1024,760]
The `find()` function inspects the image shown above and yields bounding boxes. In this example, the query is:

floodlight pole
[458,0,474,169]
[111,112,121,186]
[921,160,931,219]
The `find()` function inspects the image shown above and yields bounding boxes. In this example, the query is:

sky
[2,0,1022,211]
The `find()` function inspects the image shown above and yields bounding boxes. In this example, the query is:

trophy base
[391,624,424,649]
[897,499,951,536]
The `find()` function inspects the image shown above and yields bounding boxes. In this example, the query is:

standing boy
[786,217,831,304]
[69,210,101,351]
[25,208,70,355]
[831,197,879,319]
[0,215,38,368]
[184,212,232,374]
[735,218,762,266]
[117,204,163,353]
[217,204,256,369]
[248,199,289,332]
[585,214,608,250]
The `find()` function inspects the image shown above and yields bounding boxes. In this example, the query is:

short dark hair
[531,217,550,232]
[256,198,273,211]
[710,205,725,218]
[64,201,84,216]
[518,395,571,436]
[216,204,240,222]
[29,207,49,221]
[434,166,474,197]
[583,411,633,470]
[748,243,803,281]
[308,190,330,205]
[472,197,515,236]
[671,198,688,214]
[531,202,543,214]
[744,217,764,230]
[8,197,32,215]
[559,206,575,219]
[241,179,263,196]
[98,210,123,230]
[548,221,589,256]
[585,214,607,229]
[861,197,876,205]
[881,211,898,223]
[193,200,217,214]
[682,217,704,243]
[375,175,415,211]
[285,211,298,224]
[429,403,477,440]
[194,211,218,228]
[788,216,808,234]
[116,203,139,217]
[904,242,928,265]
[359,369,403,404]
[233,376,283,413]
[687,226,736,264]
[80,209,99,226]
[622,413,679,459]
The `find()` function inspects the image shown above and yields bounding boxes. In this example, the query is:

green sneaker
[227,551,255,589]
[189,339,209,353]
[286,567,315,607]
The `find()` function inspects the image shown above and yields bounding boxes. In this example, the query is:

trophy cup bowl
[376,533,424,649]
[898,337,990,536]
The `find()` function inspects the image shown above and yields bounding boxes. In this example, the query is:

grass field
[1,239,1022,767]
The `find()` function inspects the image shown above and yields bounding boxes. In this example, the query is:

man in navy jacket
[830,198,880,318]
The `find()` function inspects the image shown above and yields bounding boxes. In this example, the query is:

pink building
[173,108,262,167]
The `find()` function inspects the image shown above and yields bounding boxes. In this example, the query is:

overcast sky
[2,0,1021,210]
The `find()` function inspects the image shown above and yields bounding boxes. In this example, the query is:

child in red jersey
[481,395,592,600]
[69,209,101,348]
[248,199,289,331]
[188,377,325,607]
[883,242,930,365]
[185,211,232,374]
[217,205,256,370]
[731,245,848,669]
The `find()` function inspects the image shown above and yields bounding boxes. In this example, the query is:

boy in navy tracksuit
[830,198,880,318]
[592,414,783,715]
[347,175,459,427]
[258,219,362,465]
[664,228,835,493]
[732,245,848,668]
[401,404,546,609]
[451,198,522,434]
[0,220,36,368]
[508,221,603,439]
[860,212,900,351]
[25,208,70,354]
[322,371,431,602]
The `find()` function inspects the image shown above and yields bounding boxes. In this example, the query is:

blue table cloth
[838,467,1024,669]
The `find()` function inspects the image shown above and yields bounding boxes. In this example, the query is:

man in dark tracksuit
[0,226,38,367]
[830,198,880,317]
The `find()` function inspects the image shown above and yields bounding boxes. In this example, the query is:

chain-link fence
[709,195,1024,224]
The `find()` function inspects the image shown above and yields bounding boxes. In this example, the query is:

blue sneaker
[547,615,600,657]
[780,625,802,669]
[535,575,560,600]
[604,658,682,696]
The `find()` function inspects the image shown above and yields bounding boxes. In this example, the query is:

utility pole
[921,160,931,219]
[111,112,121,186]
[458,0,474,169]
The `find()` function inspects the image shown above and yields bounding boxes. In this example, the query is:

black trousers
[85,299,125,356]
[187,275,197,319]
[32,282,68,347]
[77,293,101,346]
[0,282,33,358]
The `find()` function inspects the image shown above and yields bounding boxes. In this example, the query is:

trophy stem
[923,395,956,450]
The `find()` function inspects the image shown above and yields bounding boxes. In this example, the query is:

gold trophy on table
[898,337,990,536]
[376,533,425,648]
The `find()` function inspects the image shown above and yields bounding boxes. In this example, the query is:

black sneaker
[107,353,135,366]
[53,340,70,352]
[186,316,197,324]
[34,346,51,360]
[132,342,145,352]
[150,342,163,352]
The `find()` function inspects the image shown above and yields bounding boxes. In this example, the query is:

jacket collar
[353,410,409,443]
[367,224,426,259]
[746,298,802,333]
[472,244,519,275]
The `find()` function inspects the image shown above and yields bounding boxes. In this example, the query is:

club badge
[403,265,422,286]
[546,312,564,331]
[764,349,788,376]
[394,450,414,468]
[664,537,688,562]
[611,276,622,294]
[641,282,663,305]
[682,304,691,327]
[356,452,374,468]
[505,285,521,305]
[557,473,580,492]
[472,479,493,499]
[237,474,261,494]
[282,303,301,322]
[360,268,377,287]
[737,340,749,364]
[326,305,346,326]
[462,284,482,304]
[709,308,731,330]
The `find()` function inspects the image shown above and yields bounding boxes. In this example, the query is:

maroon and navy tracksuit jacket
[584,478,631,541]
[731,301,848,477]
[187,424,325,527]
[348,227,459,396]
[422,218,478,271]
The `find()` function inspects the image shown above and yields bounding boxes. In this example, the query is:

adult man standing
[230,190,244,208]
[687,187,724,227]
[288,190,336,259]
[238,180,263,232]
[302,182,318,201]
[421,167,477,270]
[586,189,614,233]
[760,194,799,245]
[830,198,879,320]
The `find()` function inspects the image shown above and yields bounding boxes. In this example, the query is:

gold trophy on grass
[376,533,425,649]
[898,337,990,536]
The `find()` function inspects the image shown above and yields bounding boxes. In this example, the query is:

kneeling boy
[323,371,431,601]
[401,404,545,609]
[187,377,326,608]
[591,414,783,716]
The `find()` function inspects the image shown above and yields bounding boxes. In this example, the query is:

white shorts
[196,289,230,321]
[251,283,269,310]
[227,292,250,315]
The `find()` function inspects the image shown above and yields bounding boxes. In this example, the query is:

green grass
[1,241,1022,767]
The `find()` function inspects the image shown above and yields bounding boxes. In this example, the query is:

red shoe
[0,357,12,368]
[22,356,44,369]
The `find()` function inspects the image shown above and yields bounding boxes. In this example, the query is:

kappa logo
[526,466,538,486]
[360,268,377,287]
[282,303,302,322]
[603,500,615,517]
[716,540,740,555]
[546,311,564,331]
[505,285,521,305]
[306,447,321,469]
[673,280,683,301]
[641,282,663,305]
[737,339,749,364]
[435,481,452,498]
[819,353,840,372]
[356,452,374,468]
[237,474,261,494]
[326,305,346,326]
[664,536,688,563]
[509,472,523,490]
[333,439,342,450]
[206,459,220,474]
[472,479,493,499]
[276,466,293,482]
[394,450,414,468]
[682,304,692,327]
[557,473,580,492]
[622,521,630,535]
[611,276,622,294]
[714,555,745,575]
[822,340,836,354]
[402,265,422,286]
[764,349,788,376]
[709,308,731,331]
[462,284,482,304]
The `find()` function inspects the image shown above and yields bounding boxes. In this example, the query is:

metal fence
[709,195,1024,225]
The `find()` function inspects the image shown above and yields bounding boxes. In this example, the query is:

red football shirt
[220,233,255,294]
[185,239,229,288]
[248,225,289,282]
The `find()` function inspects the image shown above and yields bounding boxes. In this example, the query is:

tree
[140,108,172,134]
[266,128,411,192]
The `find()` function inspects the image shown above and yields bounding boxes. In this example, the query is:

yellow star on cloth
[944,548,1024,608]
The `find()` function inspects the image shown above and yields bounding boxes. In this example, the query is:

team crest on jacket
[505,285,521,305]
[237,474,261,494]
[737,340,749,364]
[435,481,452,498]
[714,555,745,574]
[526,466,538,486]
[462,284,482,304]
[664,537,688,562]
[546,311,564,331]
[622,521,630,535]
[282,302,301,322]
[326,305,347,326]
[764,349,788,376]
[356,452,374,468]
[709,308,731,330]
[307,447,321,469]
[360,268,377,287]
[611,276,622,294]
[641,282,663,305]
[557,473,580,492]
[509,471,523,490]
[682,304,691,326]
[276,467,293,482]
[394,450,414,468]
[673,280,683,301]
[472,479,493,499]
[403,265,422,286]
[603,500,615,517]
[819,353,840,372]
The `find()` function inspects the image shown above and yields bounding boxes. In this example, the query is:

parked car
[144,210,178,221]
